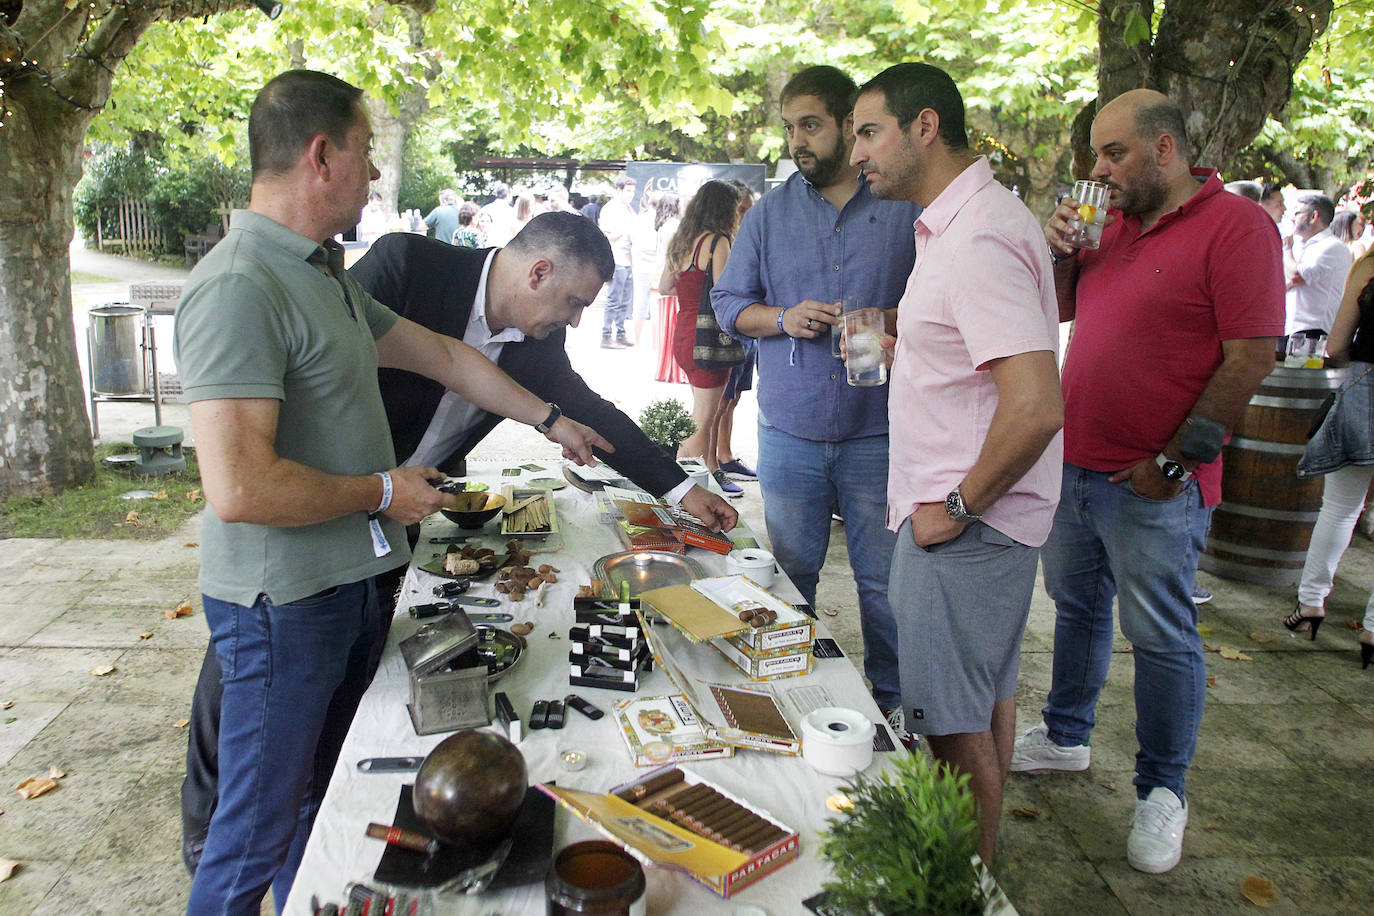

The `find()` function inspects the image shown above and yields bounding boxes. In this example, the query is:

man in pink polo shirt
[850,62,1064,865]
[1010,89,1283,875]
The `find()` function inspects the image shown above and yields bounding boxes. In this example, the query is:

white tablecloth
[285,462,901,915]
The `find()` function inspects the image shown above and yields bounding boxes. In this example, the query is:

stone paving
[1,247,1371,913]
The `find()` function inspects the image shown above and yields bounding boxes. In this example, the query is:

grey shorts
[890,519,1038,736]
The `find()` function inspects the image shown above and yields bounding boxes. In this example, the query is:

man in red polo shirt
[1010,89,1284,874]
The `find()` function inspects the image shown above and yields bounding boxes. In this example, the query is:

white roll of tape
[726,548,776,588]
[800,706,876,777]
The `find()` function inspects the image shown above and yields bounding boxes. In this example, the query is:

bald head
[1098,89,1192,164]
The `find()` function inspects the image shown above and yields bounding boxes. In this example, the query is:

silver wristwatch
[944,487,982,523]
[1154,453,1193,482]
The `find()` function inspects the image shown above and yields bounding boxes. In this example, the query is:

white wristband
[373,471,393,514]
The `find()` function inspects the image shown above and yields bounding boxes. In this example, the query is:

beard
[795,139,852,187]
[1109,162,1169,217]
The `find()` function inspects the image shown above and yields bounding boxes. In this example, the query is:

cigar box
[640,577,815,653]
[541,765,798,899]
[612,695,734,766]
[569,624,642,652]
[568,643,648,672]
[710,636,813,681]
[573,600,643,635]
[569,660,639,692]
[398,610,490,735]
[639,612,802,756]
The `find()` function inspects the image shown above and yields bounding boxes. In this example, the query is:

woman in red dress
[658,180,744,493]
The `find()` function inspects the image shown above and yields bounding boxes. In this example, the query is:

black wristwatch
[944,487,982,523]
[1155,453,1193,482]
[535,403,562,434]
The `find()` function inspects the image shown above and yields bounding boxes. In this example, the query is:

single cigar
[615,767,684,801]
[733,820,781,847]
[365,822,438,856]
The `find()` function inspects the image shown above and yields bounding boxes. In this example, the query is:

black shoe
[1282,604,1324,641]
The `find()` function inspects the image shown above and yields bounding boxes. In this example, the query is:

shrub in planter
[820,751,983,915]
[638,399,696,454]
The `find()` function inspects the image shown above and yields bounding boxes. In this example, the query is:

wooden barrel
[1201,364,1348,587]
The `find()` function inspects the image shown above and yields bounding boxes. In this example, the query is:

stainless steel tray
[472,625,524,683]
[593,550,706,598]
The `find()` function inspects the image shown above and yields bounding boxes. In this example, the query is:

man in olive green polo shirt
[174,70,610,916]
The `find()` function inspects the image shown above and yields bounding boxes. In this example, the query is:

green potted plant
[638,399,696,456]
[819,752,1007,915]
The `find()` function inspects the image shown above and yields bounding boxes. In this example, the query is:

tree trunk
[0,71,101,496]
[1095,0,1331,172]
[367,97,408,213]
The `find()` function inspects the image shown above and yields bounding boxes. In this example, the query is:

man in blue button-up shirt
[713,65,920,736]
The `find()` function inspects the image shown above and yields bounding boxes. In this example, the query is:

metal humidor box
[399,609,490,735]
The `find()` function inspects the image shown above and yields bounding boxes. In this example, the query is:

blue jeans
[756,423,901,708]
[602,265,633,336]
[1040,464,1207,801]
[187,579,381,916]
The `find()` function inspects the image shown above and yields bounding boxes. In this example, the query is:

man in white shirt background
[1285,193,1353,337]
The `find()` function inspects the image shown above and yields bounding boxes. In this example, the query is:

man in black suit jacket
[181,211,737,872]
[357,212,736,522]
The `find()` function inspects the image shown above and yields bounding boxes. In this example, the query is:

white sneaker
[1127,787,1188,873]
[1009,722,1090,772]
[880,706,919,751]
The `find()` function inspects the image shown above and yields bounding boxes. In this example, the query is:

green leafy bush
[638,399,695,452]
[820,752,982,915]
[74,144,248,256]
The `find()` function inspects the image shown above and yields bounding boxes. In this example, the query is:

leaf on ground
[1196,624,1213,638]
[46,767,64,780]
[1,701,11,709]
[14,777,57,799]
[165,600,193,619]
[124,510,141,526]
[1203,642,1219,652]
[186,489,204,503]
[1009,806,1040,819]
[1206,675,1218,688]
[89,665,116,677]
[1249,632,1275,644]
[1218,647,1253,661]
[822,607,839,617]
[1348,619,1361,630]
[152,491,168,501]
[173,719,189,728]
[1241,875,1278,907]
[3,718,15,725]
[0,859,18,882]
[184,541,198,548]
[139,631,153,641]
[1099,781,1117,792]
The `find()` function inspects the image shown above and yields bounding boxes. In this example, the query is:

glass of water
[831,298,864,358]
[1067,180,1109,249]
[843,309,887,387]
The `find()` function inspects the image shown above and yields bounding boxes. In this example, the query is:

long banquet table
[284,460,904,915]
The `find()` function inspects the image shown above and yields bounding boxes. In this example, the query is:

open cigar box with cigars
[540,764,798,898]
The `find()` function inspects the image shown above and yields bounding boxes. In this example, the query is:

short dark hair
[505,211,614,283]
[781,65,858,127]
[249,70,364,180]
[1224,180,1262,202]
[858,63,968,151]
[1298,193,1336,227]
[458,202,479,226]
[614,175,636,190]
[1261,181,1285,204]
[1133,99,1192,163]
